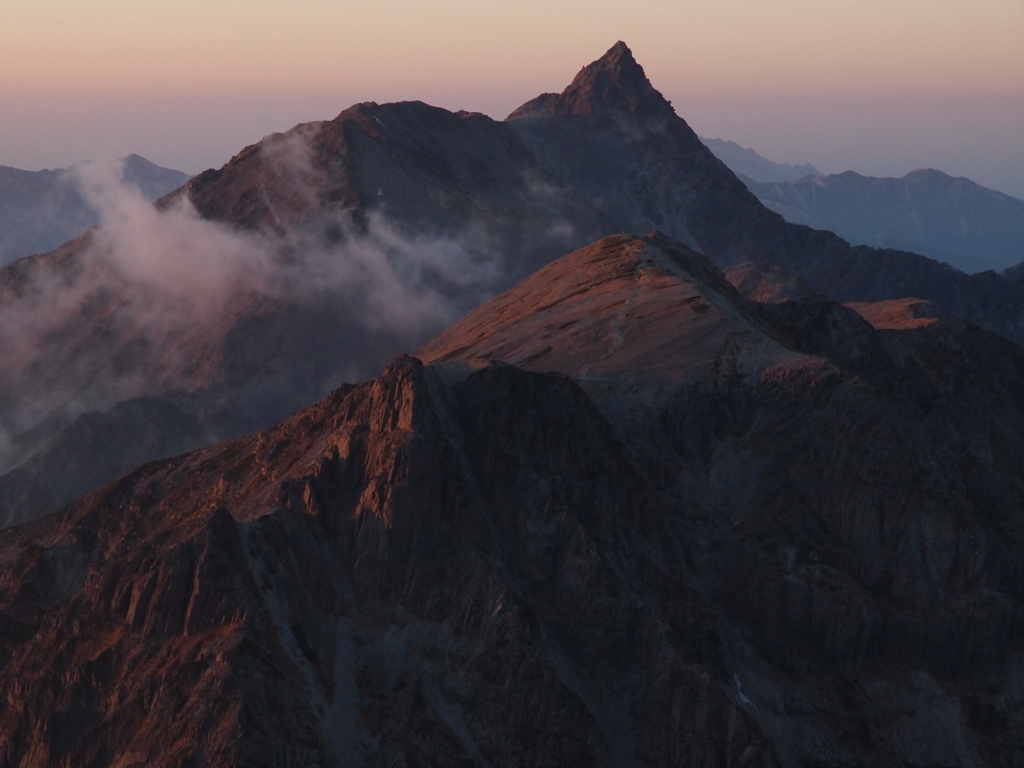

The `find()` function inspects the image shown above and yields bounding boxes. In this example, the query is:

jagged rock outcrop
[508,41,676,119]
[722,262,820,304]
[0,353,777,767]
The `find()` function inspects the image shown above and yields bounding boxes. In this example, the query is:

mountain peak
[416,232,779,392]
[507,42,674,121]
[600,40,635,64]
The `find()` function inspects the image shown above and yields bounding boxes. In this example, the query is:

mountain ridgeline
[743,168,1024,273]
[6,42,1024,526]
[3,41,1024,766]
[4,233,1024,765]
[0,154,191,266]
[700,137,821,183]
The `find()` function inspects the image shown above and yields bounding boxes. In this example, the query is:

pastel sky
[3,0,1023,196]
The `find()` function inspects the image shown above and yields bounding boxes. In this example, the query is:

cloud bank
[0,140,503,476]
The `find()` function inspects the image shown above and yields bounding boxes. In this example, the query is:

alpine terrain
[3,41,1024,766]
[3,232,1024,765]
[6,42,1024,528]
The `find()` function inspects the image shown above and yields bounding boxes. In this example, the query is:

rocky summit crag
[4,233,1024,766]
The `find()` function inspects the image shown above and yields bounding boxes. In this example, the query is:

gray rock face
[4,234,1024,765]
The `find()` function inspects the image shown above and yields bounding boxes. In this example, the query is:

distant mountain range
[703,139,1024,273]
[745,168,1024,273]
[6,42,1024,765]
[0,154,191,265]
[700,136,821,182]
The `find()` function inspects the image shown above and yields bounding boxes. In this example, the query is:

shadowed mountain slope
[421,233,1024,764]
[0,353,777,767]
[4,233,1024,765]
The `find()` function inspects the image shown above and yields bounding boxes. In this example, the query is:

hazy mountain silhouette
[702,139,1024,274]
[0,155,191,265]
[744,168,1024,273]
[701,136,822,182]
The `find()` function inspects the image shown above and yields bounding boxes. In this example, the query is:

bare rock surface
[422,233,1024,766]
[4,234,1024,765]
[0,353,776,767]
[723,263,821,304]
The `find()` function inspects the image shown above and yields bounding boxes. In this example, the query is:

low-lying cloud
[74,159,277,312]
[0,141,503,477]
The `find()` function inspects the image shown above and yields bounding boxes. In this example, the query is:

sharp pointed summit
[507,41,675,120]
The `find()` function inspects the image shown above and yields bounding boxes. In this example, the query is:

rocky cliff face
[3,233,1024,766]
[0,353,777,767]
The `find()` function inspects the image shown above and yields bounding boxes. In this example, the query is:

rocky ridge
[0,356,774,767]
[3,233,1024,765]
